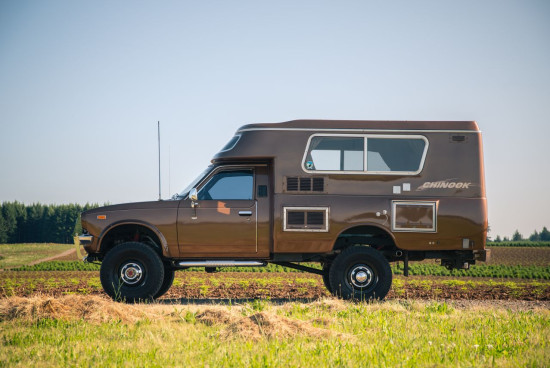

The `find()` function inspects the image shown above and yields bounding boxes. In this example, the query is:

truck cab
[79,119,489,302]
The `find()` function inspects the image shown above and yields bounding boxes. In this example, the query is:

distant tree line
[0,202,100,244]
[490,227,550,243]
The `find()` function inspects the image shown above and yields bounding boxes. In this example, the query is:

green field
[12,261,550,280]
[1,243,550,367]
[1,296,549,367]
[0,243,74,269]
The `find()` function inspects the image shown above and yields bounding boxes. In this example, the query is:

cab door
[177,167,259,258]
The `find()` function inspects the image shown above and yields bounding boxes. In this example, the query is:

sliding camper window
[304,136,364,171]
[303,134,428,175]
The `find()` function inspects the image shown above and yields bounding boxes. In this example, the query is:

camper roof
[237,119,479,133]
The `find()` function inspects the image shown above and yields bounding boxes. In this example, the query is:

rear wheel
[329,246,392,300]
[100,242,164,303]
[322,262,332,293]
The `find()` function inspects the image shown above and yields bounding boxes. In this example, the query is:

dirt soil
[1,271,549,301]
[486,247,550,266]
[28,248,77,265]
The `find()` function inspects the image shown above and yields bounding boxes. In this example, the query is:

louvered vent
[286,177,299,191]
[285,177,325,192]
[287,211,305,225]
[300,177,311,191]
[312,178,324,192]
[284,207,329,232]
[307,212,324,225]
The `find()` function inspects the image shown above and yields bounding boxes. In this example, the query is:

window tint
[304,135,427,174]
[305,137,364,171]
[198,170,253,200]
[367,138,426,172]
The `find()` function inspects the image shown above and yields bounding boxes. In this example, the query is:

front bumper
[78,234,93,245]
[74,235,94,261]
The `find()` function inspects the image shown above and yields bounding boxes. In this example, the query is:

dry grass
[2,295,549,367]
[194,307,336,340]
[0,295,345,340]
[221,311,340,340]
[0,294,161,324]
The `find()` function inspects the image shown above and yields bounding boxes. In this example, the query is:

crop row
[11,261,550,280]
[392,264,550,280]
[1,271,549,300]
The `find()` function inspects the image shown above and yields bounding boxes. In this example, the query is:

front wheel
[154,265,175,299]
[100,242,165,303]
[329,246,392,300]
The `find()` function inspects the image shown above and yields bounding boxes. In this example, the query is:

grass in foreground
[0,243,73,269]
[0,295,549,367]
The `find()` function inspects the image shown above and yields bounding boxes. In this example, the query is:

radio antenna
[168,144,171,196]
[158,121,161,200]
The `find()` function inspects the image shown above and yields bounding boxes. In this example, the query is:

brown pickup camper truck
[78,120,489,302]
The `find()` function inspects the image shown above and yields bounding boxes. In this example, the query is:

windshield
[177,165,214,198]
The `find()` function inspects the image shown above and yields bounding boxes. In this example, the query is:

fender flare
[334,222,400,250]
[98,220,170,257]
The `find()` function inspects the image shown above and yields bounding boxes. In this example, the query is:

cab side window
[198,170,253,200]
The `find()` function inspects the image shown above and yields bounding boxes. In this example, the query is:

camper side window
[367,138,426,173]
[305,137,364,171]
[304,135,427,174]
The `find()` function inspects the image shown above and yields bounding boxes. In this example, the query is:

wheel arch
[98,221,170,257]
[333,223,400,252]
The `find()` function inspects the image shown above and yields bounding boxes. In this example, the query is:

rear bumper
[474,249,491,262]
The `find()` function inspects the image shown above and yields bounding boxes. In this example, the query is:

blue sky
[0,0,549,238]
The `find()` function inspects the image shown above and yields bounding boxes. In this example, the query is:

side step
[177,260,267,267]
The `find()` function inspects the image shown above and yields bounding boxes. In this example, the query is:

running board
[177,260,267,267]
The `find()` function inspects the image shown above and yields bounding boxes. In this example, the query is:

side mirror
[189,188,198,201]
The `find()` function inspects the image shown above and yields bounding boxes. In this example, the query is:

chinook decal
[417,180,472,191]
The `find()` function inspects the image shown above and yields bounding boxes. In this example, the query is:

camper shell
[78,120,489,302]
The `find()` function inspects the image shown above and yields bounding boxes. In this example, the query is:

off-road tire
[329,246,392,300]
[100,242,164,303]
[154,265,175,299]
[322,262,332,293]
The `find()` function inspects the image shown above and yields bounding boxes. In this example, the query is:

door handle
[238,211,253,216]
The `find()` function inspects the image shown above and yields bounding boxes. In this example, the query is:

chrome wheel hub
[349,265,374,288]
[120,262,143,285]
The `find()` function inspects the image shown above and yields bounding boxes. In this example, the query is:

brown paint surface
[81,120,487,259]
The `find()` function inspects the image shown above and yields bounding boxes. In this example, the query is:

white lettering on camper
[417,180,472,191]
